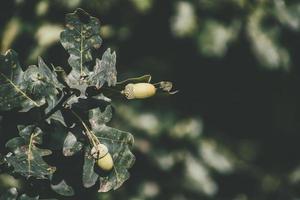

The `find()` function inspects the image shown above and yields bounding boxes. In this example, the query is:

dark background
[1,0,300,199]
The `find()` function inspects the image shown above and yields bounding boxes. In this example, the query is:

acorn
[97,152,114,171]
[122,83,156,99]
[91,144,114,171]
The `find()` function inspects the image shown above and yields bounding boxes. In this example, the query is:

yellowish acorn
[122,83,156,99]
[97,152,114,171]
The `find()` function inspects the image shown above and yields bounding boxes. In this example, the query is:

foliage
[0,8,174,199]
[1,1,300,200]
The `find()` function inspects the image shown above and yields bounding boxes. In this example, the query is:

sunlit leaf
[274,0,300,31]
[247,8,290,69]
[197,19,240,58]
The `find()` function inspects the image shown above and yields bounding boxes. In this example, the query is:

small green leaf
[82,147,99,188]
[5,125,56,179]
[89,48,117,89]
[50,180,75,197]
[88,106,135,192]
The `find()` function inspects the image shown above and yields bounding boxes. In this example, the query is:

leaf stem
[80,25,84,77]
[102,86,122,94]
[27,132,35,175]
[69,109,100,148]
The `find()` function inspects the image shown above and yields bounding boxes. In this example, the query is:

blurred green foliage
[1,0,300,200]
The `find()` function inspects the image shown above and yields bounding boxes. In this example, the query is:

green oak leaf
[23,58,63,110]
[60,9,119,106]
[60,8,102,77]
[89,48,117,89]
[24,58,66,125]
[0,50,64,112]
[88,106,135,192]
[0,50,45,112]
[34,58,65,125]
[5,125,56,179]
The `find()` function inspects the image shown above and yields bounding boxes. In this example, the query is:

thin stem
[102,86,122,94]
[70,109,100,148]
[80,25,84,77]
